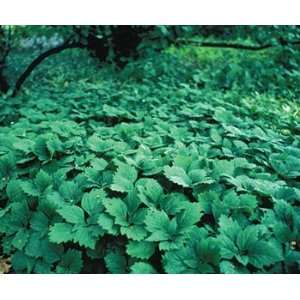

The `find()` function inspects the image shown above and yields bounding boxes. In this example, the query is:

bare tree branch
[12,42,84,97]
[177,39,300,51]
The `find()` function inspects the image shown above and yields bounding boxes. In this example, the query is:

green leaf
[12,229,29,250]
[163,237,219,274]
[123,190,141,214]
[111,163,138,193]
[212,159,235,178]
[73,225,97,249]
[6,179,24,202]
[247,240,283,268]
[25,233,43,258]
[46,137,64,158]
[136,178,164,206]
[164,166,192,187]
[0,153,16,179]
[197,191,219,214]
[218,216,245,260]
[11,251,35,273]
[103,198,128,226]
[270,148,300,178]
[220,260,249,274]
[120,225,148,241]
[90,158,108,171]
[176,203,203,232]
[57,206,85,224]
[49,223,73,243]
[105,251,127,274]
[97,213,119,235]
[126,241,156,259]
[33,137,51,161]
[210,128,222,144]
[145,209,170,236]
[163,192,190,215]
[39,239,62,264]
[221,190,258,214]
[34,261,52,274]
[188,169,207,184]
[218,216,283,268]
[237,194,258,211]
[174,155,192,170]
[263,200,299,243]
[144,209,184,248]
[81,189,105,215]
[30,212,49,233]
[130,262,157,274]
[20,181,40,197]
[87,135,113,153]
[130,207,148,225]
[59,181,80,202]
[56,249,83,274]
[274,186,300,202]
[35,170,52,191]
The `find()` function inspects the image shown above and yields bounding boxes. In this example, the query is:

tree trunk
[85,26,151,67]
[0,26,9,94]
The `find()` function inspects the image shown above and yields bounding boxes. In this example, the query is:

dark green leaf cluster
[0,34,300,273]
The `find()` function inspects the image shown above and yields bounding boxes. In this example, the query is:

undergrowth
[0,45,300,274]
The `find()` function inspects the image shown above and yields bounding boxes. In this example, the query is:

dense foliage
[0,26,300,274]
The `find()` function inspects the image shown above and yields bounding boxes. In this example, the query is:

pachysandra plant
[1,25,300,274]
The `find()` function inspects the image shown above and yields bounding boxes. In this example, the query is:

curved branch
[12,42,85,97]
[177,39,300,51]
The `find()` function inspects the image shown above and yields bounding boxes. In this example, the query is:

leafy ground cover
[0,46,300,273]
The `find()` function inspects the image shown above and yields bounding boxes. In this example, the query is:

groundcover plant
[0,25,300,274]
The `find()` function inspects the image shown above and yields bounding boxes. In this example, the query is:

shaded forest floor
[1,45,300,274]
